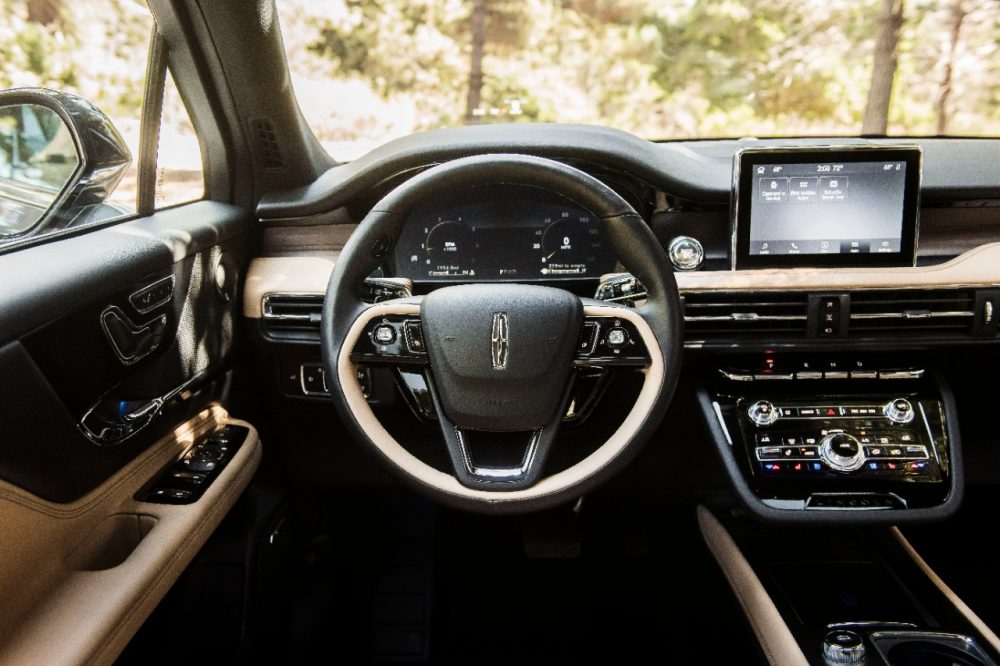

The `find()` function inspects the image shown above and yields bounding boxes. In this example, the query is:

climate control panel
[740,397,943,482]
[727,394,951,509]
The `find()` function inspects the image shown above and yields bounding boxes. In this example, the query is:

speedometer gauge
[422,220,477,278]
[538,212,604,277]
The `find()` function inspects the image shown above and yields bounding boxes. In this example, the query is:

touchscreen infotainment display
[733,146,921,269]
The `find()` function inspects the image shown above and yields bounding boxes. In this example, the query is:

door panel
[0,410,261,665]
[0,201,259,661]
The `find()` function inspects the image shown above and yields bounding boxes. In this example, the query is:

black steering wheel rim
[322,153,683,513]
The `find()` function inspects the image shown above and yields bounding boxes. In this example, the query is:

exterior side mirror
[0,88,131,241]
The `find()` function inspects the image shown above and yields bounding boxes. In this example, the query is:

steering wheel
[322,154,682,513]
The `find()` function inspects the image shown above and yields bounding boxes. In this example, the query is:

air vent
[261,293,323,340]
[849,289,976,336]
[683,291,810,339]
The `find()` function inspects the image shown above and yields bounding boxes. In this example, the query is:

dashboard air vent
[261,293,324,340]
[848,289,976,336]
[683,291,809,339]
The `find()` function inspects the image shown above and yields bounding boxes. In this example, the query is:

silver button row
[720,368,924,382]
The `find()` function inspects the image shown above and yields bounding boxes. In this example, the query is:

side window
[154,70,204,209]
[0,3,204,250]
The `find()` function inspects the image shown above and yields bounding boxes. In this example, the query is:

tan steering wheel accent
[338,301,664,504]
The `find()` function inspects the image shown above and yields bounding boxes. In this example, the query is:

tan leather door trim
[0,406,261,666]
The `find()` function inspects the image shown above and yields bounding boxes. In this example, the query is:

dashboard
[248,127,1000,525]
[392,185,616,282]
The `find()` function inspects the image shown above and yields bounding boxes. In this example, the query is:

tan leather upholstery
[697,506,809,666]
[0,406,261,665]
[892,527,1000,655]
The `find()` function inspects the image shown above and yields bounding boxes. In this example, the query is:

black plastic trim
[695,371,964,524]
[0,201,247,345]
[257,130,1000,220]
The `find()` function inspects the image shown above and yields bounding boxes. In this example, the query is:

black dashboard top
[256,124,1000,221]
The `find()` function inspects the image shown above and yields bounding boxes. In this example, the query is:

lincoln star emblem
[491,312,509,370]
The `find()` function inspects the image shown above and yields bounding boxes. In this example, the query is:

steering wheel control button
[403,321,426,353]
[606,327,629,349]
[373,323,397,346]
[883,397,915,424]
[820,432,866,473]
[822,630,866,665]
[747,400,779,426]
[666,235,705,271]
[577,321,600,355]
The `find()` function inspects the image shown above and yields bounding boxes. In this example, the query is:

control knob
[747,400,778,426]
[884,397,915,424]
[820,432,865,473]
[822,630,866,665]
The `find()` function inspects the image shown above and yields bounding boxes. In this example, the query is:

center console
[700,506,1000,666]
[699,354,962,522]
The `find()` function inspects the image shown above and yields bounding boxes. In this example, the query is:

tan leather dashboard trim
[243,243,1000,319]
[891,527,1000,655]
[244,254,338,318]
[0,407,261,666]
[697,505,809,666]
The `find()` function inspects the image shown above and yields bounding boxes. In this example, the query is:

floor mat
[283,494,761,664]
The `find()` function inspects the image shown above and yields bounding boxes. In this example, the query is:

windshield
[278,0,1000,160]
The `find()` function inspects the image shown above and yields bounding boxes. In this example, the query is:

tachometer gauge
[539,212,603,277]
[422,220,477,278]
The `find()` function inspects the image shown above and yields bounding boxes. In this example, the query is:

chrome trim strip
[457,428,540,480]
[918,401,943,468]
[78,369,211,446]
[804,492,907,510]
[850,310,974,320]
[712,401,733,446]
[869,631,994,666]
[261,292,324,321]
[685,314,808,322]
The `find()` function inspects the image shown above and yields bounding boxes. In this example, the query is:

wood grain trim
[243,242,1000,319]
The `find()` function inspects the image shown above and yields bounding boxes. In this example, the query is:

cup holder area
[67,514,158,571]
[871,632,996,666]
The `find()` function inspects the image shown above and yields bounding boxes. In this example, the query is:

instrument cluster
[391,185,616,282]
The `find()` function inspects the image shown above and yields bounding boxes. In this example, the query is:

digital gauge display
[392,186,617,282]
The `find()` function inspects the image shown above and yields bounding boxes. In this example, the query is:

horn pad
[421,284,583,431]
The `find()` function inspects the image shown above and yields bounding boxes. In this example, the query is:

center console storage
[698,354,962,522]
[699,507,1000,666]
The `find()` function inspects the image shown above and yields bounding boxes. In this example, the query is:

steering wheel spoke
[425,367,575,490]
